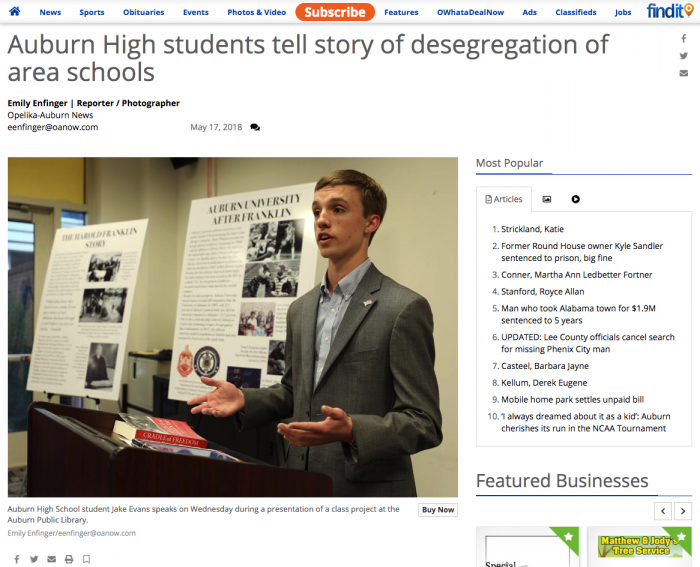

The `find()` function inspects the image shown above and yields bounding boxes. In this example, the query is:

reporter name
[7,100,181,111]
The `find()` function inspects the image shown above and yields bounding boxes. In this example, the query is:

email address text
[9,530,136,538]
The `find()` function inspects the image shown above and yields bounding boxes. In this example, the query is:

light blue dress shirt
[314,258,372,389]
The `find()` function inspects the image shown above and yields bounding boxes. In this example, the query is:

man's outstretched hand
[278,405,353,447]
[187,377,245,417]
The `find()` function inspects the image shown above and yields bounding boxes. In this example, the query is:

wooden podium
[27,402,332,497]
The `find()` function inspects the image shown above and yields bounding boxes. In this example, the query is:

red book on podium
[113,413,207,448]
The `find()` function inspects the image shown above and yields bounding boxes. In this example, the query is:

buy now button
[418,503,458,517]
[296,3,375,20]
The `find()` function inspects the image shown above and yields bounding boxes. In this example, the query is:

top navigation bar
[2,1,698,23]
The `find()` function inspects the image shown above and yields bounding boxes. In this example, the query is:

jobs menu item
[476,187,691,446]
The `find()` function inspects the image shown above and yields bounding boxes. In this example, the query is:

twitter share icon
[680,52,688,59]
[30,557,38,563]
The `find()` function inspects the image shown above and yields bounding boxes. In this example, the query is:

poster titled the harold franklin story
[27,219,149,401]
[168,184,317,401]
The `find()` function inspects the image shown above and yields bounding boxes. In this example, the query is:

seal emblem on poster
[177,344,194,377]
[194,346,220,379]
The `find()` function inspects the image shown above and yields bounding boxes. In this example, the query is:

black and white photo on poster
[86,252,122,282]
[84,342,119,391]
[238,301,275,337]
[79,288,127,323]
[246,219,304,262]
[267,340,286,376]
[242,260,300,298]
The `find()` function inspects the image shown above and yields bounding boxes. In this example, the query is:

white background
[2,12,698,567]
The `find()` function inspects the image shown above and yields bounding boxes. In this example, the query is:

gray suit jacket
[241,264,442,497]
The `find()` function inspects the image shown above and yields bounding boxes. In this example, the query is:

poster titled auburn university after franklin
[168,184,317,402]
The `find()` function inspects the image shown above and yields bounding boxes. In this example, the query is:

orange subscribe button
[296,3,375,21]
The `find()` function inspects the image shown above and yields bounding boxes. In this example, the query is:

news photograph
[246,219,304,262]
[242,260,300,298]
[238,301,276,337]
[84,342,119,391]
[86,252,122,282]
[8,157,458,500]
[267,340,286,376]
[79,288,127,323]
[226,365,262,389]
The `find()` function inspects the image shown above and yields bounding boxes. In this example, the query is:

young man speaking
[188,170,442,497]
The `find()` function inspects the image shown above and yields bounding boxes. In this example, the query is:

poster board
[168,183,317,402]
[27,219,149,401]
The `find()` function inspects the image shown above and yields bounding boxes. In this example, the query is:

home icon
[9,6,20,15]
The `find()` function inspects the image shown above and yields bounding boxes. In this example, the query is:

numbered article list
[476,188,690,446]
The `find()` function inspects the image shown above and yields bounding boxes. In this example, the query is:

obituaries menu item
[168,184,317,402]
[27,219,148,401]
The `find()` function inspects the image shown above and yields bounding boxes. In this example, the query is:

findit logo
[647,2,694,17]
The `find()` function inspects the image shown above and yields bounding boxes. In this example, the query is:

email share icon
[48,558,57,563]
[680,70,688,77]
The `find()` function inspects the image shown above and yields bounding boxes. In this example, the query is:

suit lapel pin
[363,299,373,307]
